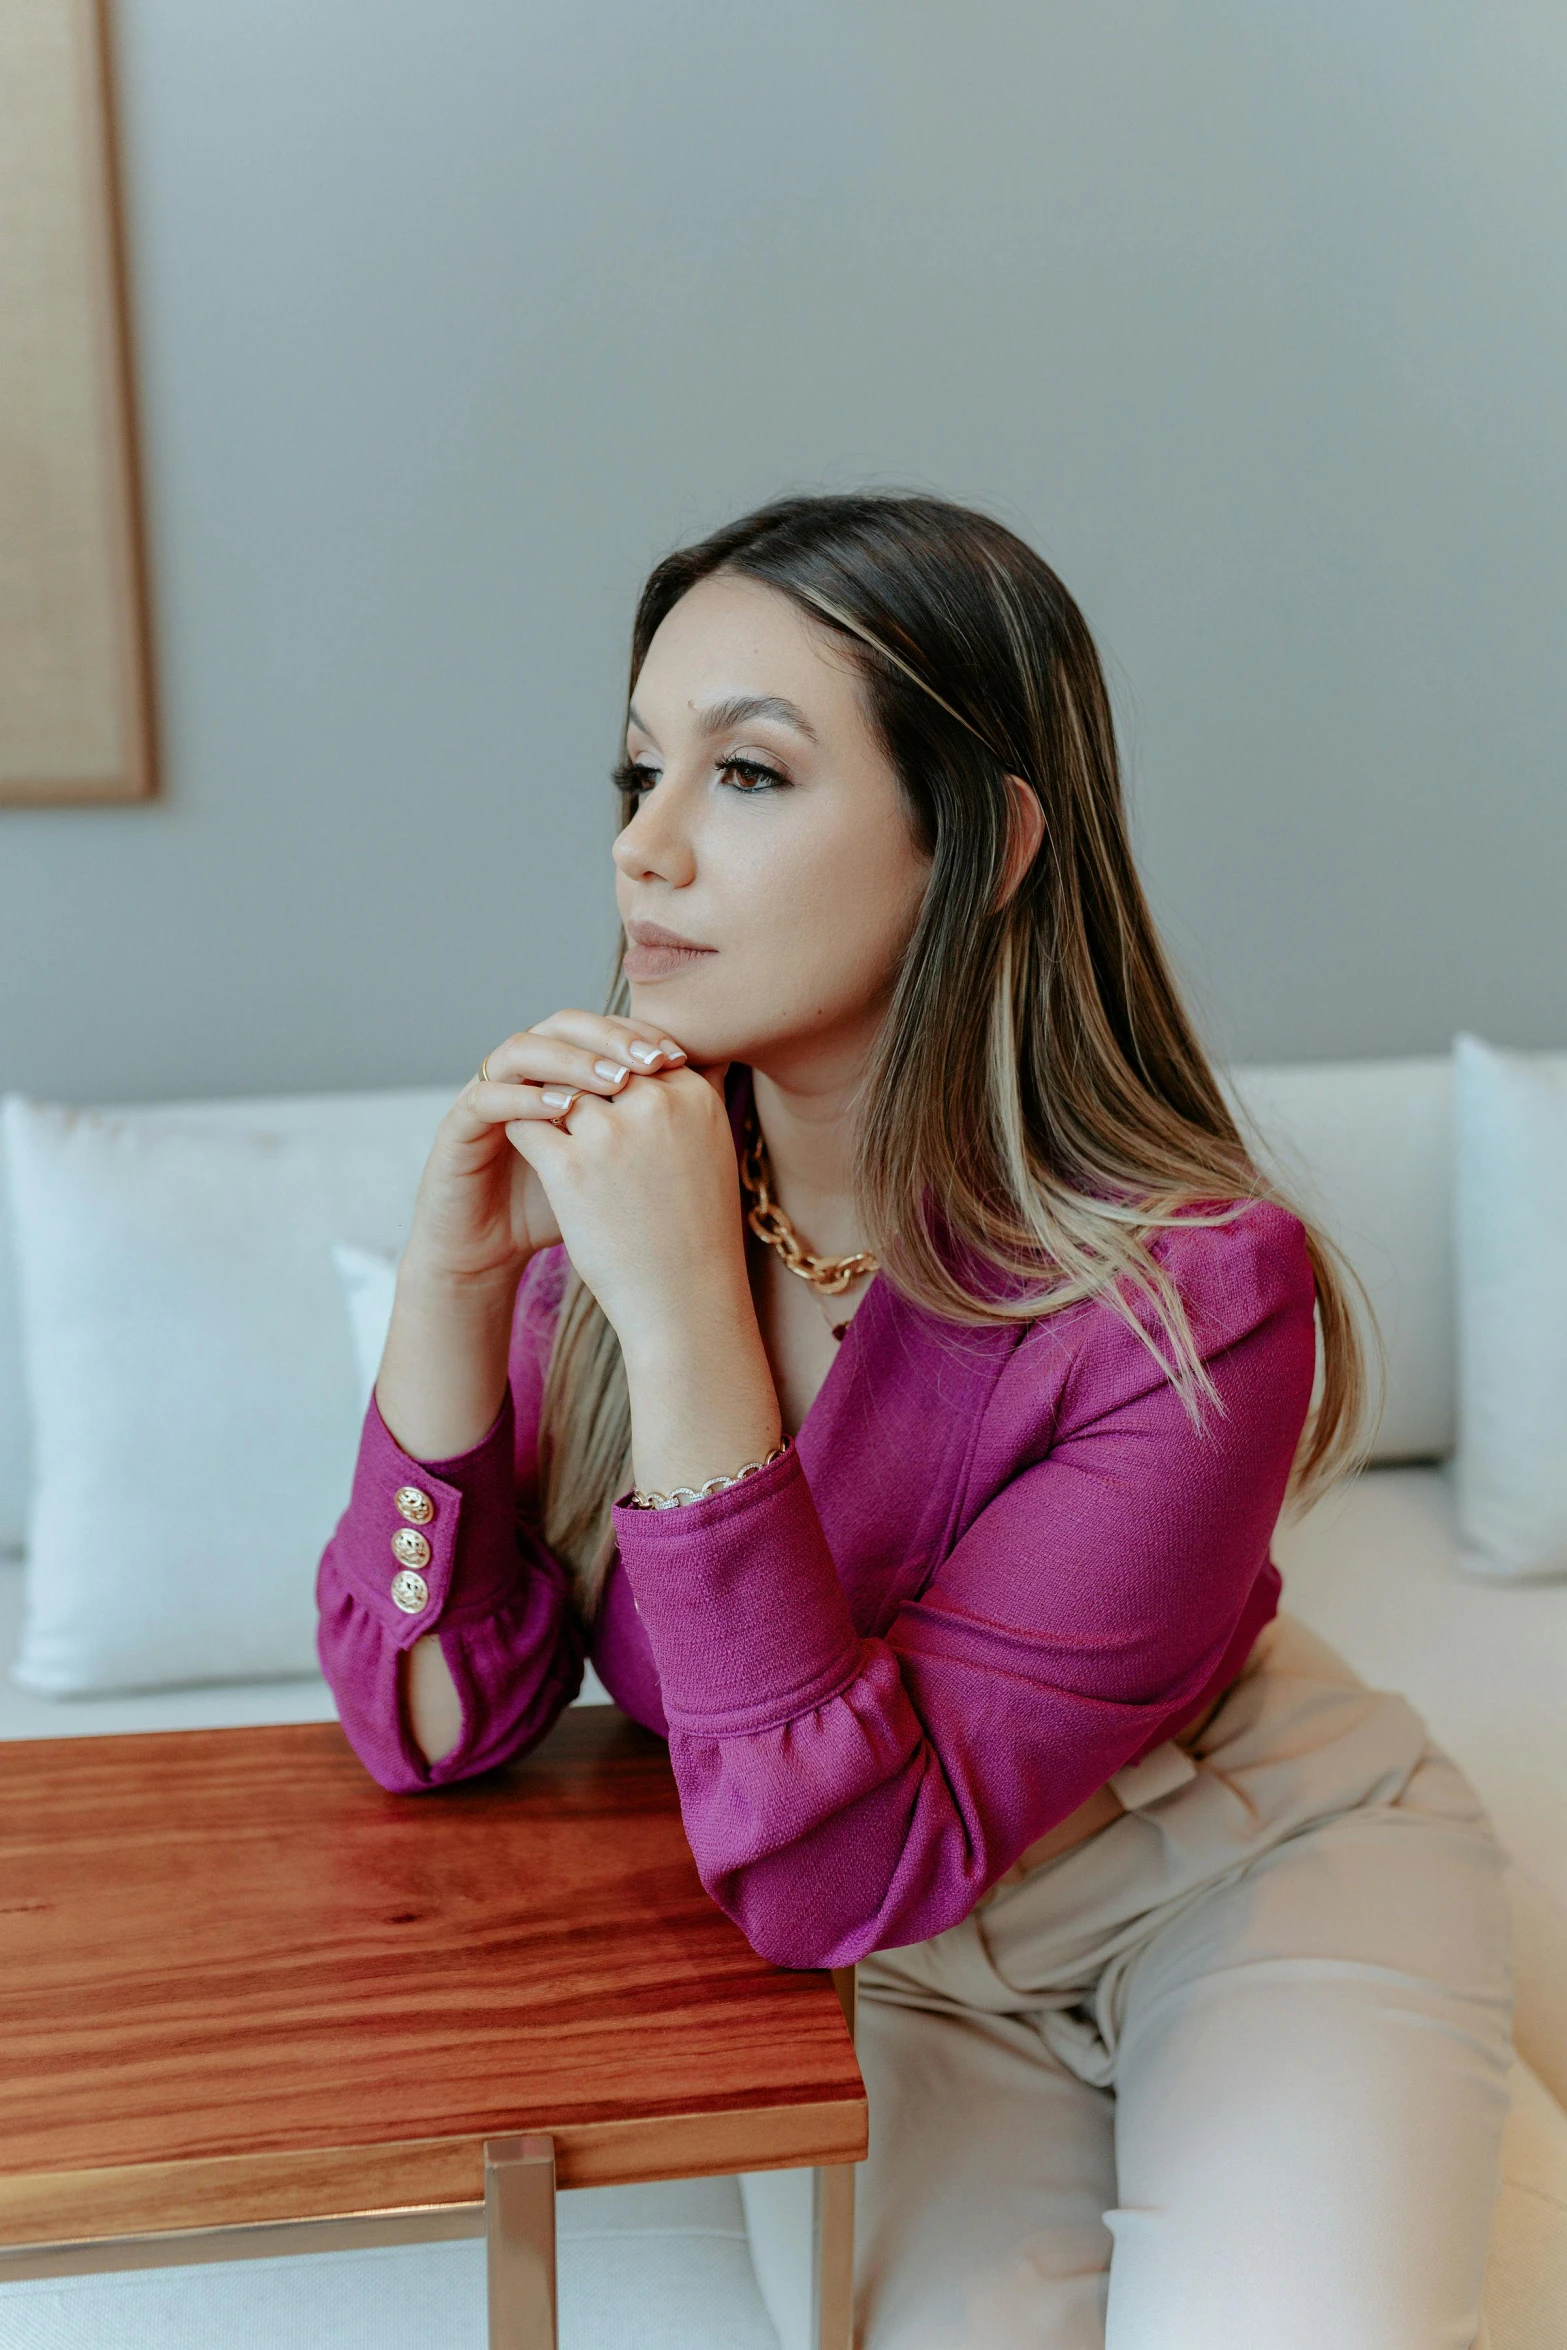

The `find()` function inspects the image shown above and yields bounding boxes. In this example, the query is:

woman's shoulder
[1146,1192,1317,1336]
[989,1194,1317,1438]
[1002,1193,1314,1351]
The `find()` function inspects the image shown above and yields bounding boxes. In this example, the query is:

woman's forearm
[371,1257,530,1766]
[621,1277,784,1498]
[376,1241,780,1759]
[374,1256,524,1464]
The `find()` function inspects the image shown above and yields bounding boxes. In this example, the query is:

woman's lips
[622,938,717,980]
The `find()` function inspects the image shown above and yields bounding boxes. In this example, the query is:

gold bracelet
[629,1440,790,1511]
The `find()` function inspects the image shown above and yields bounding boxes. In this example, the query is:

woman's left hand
[508,1055,785,1501]
[504,1060,749,1356]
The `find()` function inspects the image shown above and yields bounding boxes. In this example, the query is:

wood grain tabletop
[0,1710,866,2246]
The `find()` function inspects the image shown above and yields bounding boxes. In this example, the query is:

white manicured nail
[593,1059,630,1084]
[539,1085,575,1111]
[627,1041,662,1066]
[658,1040,686,1060]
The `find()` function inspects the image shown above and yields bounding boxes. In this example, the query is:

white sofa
[2,1056,1565,2348]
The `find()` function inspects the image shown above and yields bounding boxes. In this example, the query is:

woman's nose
[612,782,697,886]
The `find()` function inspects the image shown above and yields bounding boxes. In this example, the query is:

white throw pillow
[2,1097,438,1693]
[0,1137,29,1553]
[1453,1034,1567,1582]
[0,1089,453,1558]
[1228,1057,1456,1461]
[332,1243,400,1414]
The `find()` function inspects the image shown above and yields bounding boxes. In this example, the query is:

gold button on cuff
[390,1568,429,1615]
[394,1485,435,1526]
[391,1527,432,1570]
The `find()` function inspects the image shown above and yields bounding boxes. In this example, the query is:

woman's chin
[624,982,731,1066]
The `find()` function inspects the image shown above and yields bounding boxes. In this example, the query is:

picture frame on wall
[0,0,156,805]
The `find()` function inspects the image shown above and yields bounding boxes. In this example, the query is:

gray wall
[3,0,1564,1107]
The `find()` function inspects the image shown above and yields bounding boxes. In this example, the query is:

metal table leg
[812,2160,856,2350]
[813,1963,858,2350]
[739,1966,861,2350]
[485,2135,557,2350]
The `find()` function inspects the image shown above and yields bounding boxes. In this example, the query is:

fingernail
[540,1085,575,1111]
[658,1040,686,1061]
[627,1041,662,1066]
[593,1059,630,1084]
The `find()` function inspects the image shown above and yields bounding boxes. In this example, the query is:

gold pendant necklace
[739,1106,878,1342]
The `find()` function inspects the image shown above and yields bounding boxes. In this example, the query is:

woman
[318,493,1514,2348]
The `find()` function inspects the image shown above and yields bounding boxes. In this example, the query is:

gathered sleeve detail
[612,1201,1317,1970]
[315,1257,584,1793]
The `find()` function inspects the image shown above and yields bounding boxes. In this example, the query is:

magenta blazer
[317,1065,1316,1968]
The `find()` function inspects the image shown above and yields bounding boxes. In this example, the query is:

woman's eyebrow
[626,693,820,745]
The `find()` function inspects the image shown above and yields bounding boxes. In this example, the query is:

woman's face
[612,572,932,1077]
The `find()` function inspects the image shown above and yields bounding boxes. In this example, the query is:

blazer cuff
[335,1390,522,1650]
[611,1444,861,1730]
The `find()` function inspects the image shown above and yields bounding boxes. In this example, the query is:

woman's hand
[375,1011,687,1466]
[400,1011,689,1289]
[502,1061,742,1350]
[506,1062,785,1496]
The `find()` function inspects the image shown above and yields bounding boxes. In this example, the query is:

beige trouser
[853,1611,1516,2350]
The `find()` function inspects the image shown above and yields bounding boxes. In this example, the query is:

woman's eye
[613,760,660,796]
[612,754,788,797]
[718,755,789,793]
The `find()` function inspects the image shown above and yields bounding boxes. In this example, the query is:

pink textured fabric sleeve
[315,1254,584,1791]
[612,1204,1317,1969]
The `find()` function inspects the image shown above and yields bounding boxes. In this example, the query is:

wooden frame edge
[0,2093,869,2247]
[0,0,158,807]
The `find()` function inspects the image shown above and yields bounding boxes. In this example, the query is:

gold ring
[478,1054,493,1084]
[551,1088,582,1130]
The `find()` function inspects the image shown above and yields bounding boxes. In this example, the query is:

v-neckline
[778,1260,884,1455]
[727,1061,887,1455]
[788,1258,886,1450]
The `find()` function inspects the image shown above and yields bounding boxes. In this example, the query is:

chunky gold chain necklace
[739,1106,878,1336]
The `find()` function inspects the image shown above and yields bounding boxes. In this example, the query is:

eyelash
[611,755,790,798]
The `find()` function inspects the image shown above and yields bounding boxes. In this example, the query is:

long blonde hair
[540,493,1376,1615]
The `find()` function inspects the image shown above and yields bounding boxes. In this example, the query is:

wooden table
[0,1710,867,2347]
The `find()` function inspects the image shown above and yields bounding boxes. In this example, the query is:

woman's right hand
[401,1010,690,1287]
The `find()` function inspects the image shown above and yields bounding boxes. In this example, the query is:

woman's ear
[995,774,1045,910]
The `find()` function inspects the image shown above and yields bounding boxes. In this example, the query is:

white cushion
[1483,2058,1567,2350]
[0,1088,454,1557]
[1274,1465,1567,1920]
[1228,1057,1456,1462]
[333,1241,401,1415]
[0,1132,30,1551]
[1274,1463,1567,2113]
[1452,1035,1567,1582]
[1,1090,449,1694]
[0,2176,783,2350]
[0,1558,341,1739]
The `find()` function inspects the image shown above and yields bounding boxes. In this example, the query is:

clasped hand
[405,1006,752,1360]
[506,1048,750,1356]
[392,1007,781,1502]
